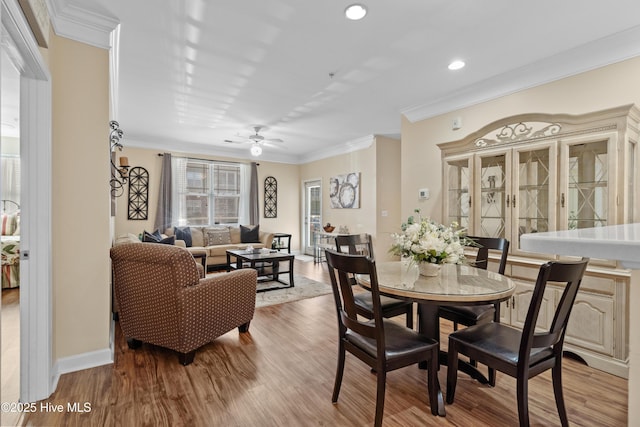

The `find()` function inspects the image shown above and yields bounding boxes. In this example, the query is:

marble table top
[358,261,515,304]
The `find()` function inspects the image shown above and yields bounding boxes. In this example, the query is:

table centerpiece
[390,209,471,276]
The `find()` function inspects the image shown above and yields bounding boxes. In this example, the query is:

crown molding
[402,24,640,123]
[46,0,119,49]
[126,133,377,165]
[299,134,374,164]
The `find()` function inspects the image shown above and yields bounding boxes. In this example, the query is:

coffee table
[226,249,295,292]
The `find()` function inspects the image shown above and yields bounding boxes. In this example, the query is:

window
[173,158,249,226]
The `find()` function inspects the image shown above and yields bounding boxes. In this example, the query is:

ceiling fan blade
[265,138,283,143]
[263,141,283,149]
[224,139,245,144]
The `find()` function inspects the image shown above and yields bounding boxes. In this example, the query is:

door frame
[301,179,321,256]
[2,0,53,402]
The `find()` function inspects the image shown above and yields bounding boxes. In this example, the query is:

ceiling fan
[224,125,284,156]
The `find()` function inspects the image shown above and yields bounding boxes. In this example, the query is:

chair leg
[427,350,443,416]
[516,376,530,427]
[552,360,569,427]
[332,342,346,403]
[178,351,195,366]
[446,341,459,404]
[238,321,250,333]
[488,367,497,387]
[406,305,414,329]
[374,368,386,427]
[126,338,142,349]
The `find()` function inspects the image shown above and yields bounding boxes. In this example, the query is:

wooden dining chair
[438,236,509,385]
[325,249,442,426]
[446,258,589,427]
[335,234,414,329]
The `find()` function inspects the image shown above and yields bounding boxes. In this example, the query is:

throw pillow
[240,224,260,243]
[142,230,175,245]
[206,228,231,246]
[174,226,193,247]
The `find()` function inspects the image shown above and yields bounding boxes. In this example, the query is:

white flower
[390,210,471,265]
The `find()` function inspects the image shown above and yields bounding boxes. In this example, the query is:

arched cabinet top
[438,104,640,156]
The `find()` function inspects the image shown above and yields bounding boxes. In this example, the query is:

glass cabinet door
[477,152,509,239]
[564,140,609,229]
[512,144,556,251]
[444,157,472,231]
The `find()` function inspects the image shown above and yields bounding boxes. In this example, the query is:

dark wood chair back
[335,233,375,258]
[334,233,414,328]
[466,236,509,273]
[521,259,588,360]
[325,248,383,351]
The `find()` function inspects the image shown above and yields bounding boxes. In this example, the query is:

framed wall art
[329,172,360,209]
[127,167,149,220]
[264,176,277,218]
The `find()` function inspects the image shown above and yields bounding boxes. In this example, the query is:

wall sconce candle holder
[109,120,130,197]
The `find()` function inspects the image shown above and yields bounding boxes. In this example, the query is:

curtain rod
[157,153,259,165]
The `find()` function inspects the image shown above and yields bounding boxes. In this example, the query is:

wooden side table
[272,233,292,253]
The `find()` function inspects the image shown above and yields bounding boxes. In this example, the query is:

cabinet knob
[561,193,565,208]
[506,195,510,208]
[512,195,516,208]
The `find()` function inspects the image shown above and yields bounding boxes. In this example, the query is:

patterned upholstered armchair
[110,243,257,365]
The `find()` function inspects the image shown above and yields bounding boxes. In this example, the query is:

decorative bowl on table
[323,225,335,233]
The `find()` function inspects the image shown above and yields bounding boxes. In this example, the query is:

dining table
[357,261,516,415]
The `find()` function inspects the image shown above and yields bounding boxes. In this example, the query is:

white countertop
[520,223,640,269]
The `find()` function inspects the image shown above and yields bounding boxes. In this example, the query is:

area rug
[255,275,332,308]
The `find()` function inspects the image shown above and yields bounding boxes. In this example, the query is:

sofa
[164,225,274,270]
[110,242,258,365]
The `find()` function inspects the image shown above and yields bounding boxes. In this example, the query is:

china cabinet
[439,104,640,377]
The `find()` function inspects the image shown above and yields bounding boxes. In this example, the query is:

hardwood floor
[1,288,20,427]
[18,259,628,426]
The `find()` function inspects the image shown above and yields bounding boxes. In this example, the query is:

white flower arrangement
[390,209,471,265]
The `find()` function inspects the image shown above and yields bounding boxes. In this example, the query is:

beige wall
[299,143,377,237]
[401,56,640,223]
[49,34,111,359]
[113,147,301,250]
[375,136,402,261]
[298,138,402,258]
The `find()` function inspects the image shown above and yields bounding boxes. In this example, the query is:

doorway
[1,42,21,426]
[303,180,321,256]
[1,0,53,405]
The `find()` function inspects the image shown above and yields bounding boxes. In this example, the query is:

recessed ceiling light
[448,60,465,71]
[345,4,367,20]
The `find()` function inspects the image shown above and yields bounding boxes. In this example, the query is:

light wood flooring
[7,260,629,426]
[1,288,20,427]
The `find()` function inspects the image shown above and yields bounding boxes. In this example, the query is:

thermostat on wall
[418,188,430,200]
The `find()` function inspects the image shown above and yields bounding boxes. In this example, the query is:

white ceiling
[46,1,640,163]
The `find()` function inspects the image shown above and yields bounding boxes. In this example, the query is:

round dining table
[357,261,516,415]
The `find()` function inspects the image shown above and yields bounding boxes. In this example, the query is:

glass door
[303,180,321,255]
[512,143,556,252]
[567,140,609,229]
[443,156,472,231]
[476,152,509,239]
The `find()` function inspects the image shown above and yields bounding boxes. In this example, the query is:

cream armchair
[110,243,257,365]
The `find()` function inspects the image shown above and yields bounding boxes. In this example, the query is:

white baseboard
[51,346,114,393]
